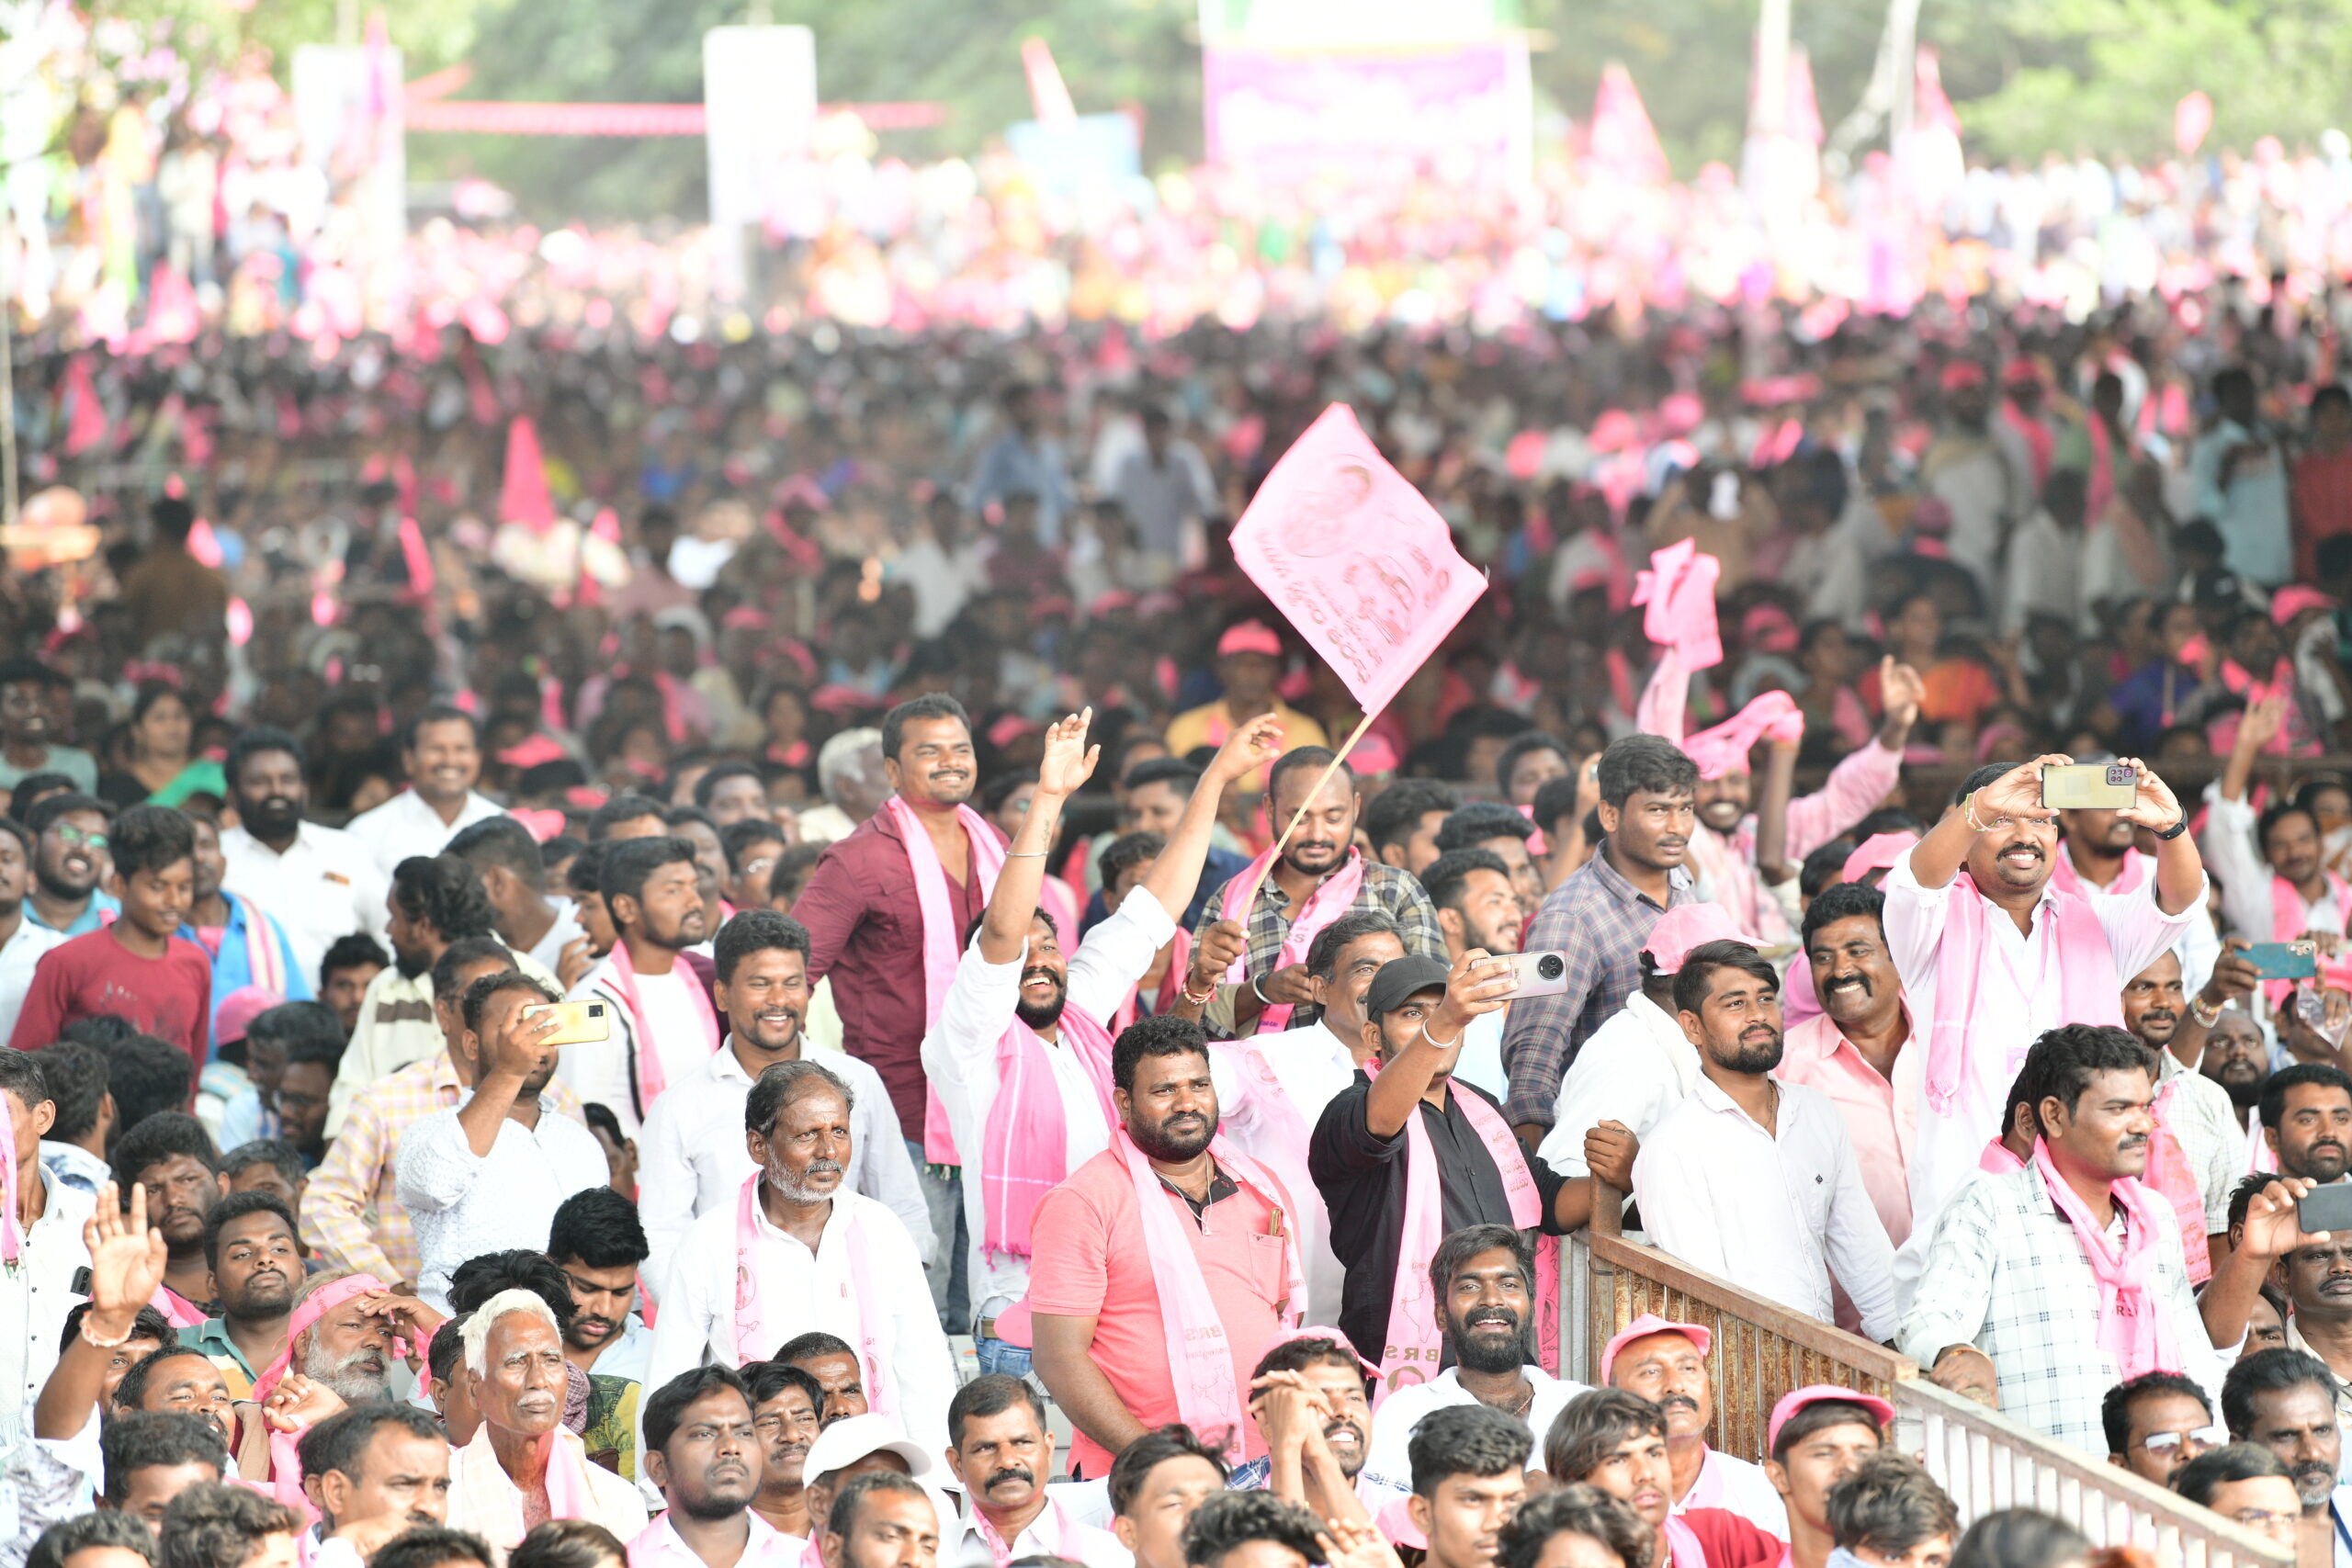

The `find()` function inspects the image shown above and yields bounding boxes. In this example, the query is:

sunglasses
[2138,1426,2226,1456]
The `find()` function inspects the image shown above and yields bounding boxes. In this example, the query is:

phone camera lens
[588,1004,604,1018]
[1537,954,1565,981]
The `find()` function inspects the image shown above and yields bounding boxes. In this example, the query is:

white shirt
[2205,785,2342,947]
[637,1037,934,1283]
[447,1425,645,1550]
[944,1494,1133,1568]
[1882,852,2200,1231]
[921,887,1175,1322]
[345,788,507,878]
[1634,1075,1899,1340]
[0,921,67,1051]
[1538,992,1701,1179]
[1677,1446,1790,1536]
[1362,1368,1588,1495]
[526,900,584,976]
[328,945,560,1136]
[395,1094,611,1311]
[220,822,390,986]
[1453,1011,1510,1106]
[0,1170,96,1470]
[584,1315,654,1387]
[2065,848,2222,997]
[644,1189,955,1450]
[1209,1019,1360,1328]
[562,956,722,1136]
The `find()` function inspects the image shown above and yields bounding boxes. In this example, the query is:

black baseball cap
[1363,955,1453,1022]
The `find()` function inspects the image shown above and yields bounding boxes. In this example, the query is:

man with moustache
[927,713,1271,1379]
[2259,1066,2352,1188]
[941,1375,1127,1564]
[187,1193,302,1400]
[1634,942,1897,1337]
[547,1188,653,1383]
[296,1404,455,1566]
[1363,1226,1584,1498]
[219,728,389,986]
[2202,1009,2273,1136]
[2267,1232,2352,1438]
[1600,1315,1786,1532]
[1028,1016,1307,1476]
[398,973,608,1314]
[1191,744,1444,1041]
[629,1366,799,1568]
[1883,754,2207,1231]
[745,1362,825,1541]
[2120,951,2246,1271]
[566,838,719,1137]
[2053,799,2221,1000]
[645,1060,953,1449]
[2220,1349,2352,1568]
[1506,736,1699,1149]
[112,1114,228,1327]
[1544,1391,1784,1568]
[1234,1329,1391,1519]
[0,817,66,1047]
[1773,884,1918,1254]
[638,910,930,1277]
[1903,1025,2310,1450]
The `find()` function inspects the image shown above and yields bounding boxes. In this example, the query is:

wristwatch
[2153,815,2191,840]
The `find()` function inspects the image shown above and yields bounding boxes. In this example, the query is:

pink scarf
[1368,1060,1559,1402]
[883,795,1007,1161]
[1631,539,1723,671]
[605,941,719,1119]
[731,1177,894,1418]
[2029,1137,2179,1381]
[1111,927,1192,1037]
[1923,875,2120,1117]
[1114,1128,1304,1463]
[536,1428,604,1523]
[251,1272,401,1406]
[1662,1516,1711,1568]
[2003,400,2054,490]
[968,1495,1087,1568]
[2267,871,2349,1007]
[1680,691,1804,781]
[1979,1138,2024,1174]
[0,1092,17,1265]
[232,895,289,995]
[1209,1039,1324,1278]
[1220,848,1367,1034]
[980,1001,1119,1262]
[2146,1076,2211,1285]
[2048,848,2151,902]
[153,1285,209,1330]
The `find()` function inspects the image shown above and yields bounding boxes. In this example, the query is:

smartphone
[1504,951,1571,998]
[2041,762,2137,811]
[2300,1180,2352,1236]
[2245,941,2321,981]
[521,998,613,1046]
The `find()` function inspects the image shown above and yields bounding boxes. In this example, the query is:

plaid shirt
[1501,849,1692,1128]
[1193,858,1444,1034]
[1898,1161,2225,1454]
[300,1048,584,1285]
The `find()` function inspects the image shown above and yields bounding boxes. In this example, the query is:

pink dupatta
[980,1001,1119,1262]
[250,1272,402,1406]
[731,1178,895,1418]
[1114,1128,1304,1463]
[2029,1137,2180,1381]
[1367,1059,1560,1403]
[883,795,1007,1161]
[1923,875,2121,1117]
[605,941,719,1118]
[1220,848,1366,1034]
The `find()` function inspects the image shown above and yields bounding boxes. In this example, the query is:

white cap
[803,1413,936,1487]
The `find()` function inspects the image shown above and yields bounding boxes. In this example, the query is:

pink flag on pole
[2176,92,2213,156]
[1588,63,1670,185]
[501,417,556,534]
[1228,404,1486,717]
[62,359,107,457]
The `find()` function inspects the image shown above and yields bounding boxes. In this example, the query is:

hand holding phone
[2041,762,2137,811]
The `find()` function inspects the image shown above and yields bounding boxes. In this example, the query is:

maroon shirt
[10,926,212,1072]
[794,806,1000,1137]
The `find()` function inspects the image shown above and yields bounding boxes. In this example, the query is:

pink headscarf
[251,1273,403,1406]
[1680,691,1804,780]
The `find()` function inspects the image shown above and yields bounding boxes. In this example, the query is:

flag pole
[1231,706,1379,914]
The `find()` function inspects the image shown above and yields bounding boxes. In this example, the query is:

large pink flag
[501,416,556,534]
[1229,404,1485,717]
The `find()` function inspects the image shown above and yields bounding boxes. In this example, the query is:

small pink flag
[1228,404,1486,717]
[501,417,556,534]
[2176,92,2213,157]
[62,359,107,457]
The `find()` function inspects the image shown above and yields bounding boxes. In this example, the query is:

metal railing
[1896,1376,2291,1568]
[1579,1181,2291,1568]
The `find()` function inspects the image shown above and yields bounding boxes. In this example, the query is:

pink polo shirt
[1771,1010,1917,1247]
[1026,1147,1292,1477]
[626,1510,801,1568]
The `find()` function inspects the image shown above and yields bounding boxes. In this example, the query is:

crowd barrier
[1577,1184,2291,1568]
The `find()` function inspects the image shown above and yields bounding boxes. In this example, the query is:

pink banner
[1204,44,1526,185]
[1230,403,1487,716]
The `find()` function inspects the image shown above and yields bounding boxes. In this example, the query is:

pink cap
[1351,735,1400,775]
[497,734,568,769]
[1600,1314,1713,1384]
[1257,1325,1384,1382]
[1217,620,1283,660]
[1766,1384,1896,1452]
[215,986,285,1048]
[2001,358,2044,389]
[1939,361,1987,392]
[1840,831,1918,886]
[2272,585,2337,626]
[1640,904,1758,974]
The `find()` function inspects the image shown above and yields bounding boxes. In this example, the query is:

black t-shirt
[1306,1070,1566,1364]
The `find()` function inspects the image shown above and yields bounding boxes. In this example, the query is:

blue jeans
[974,1334,1034,1382]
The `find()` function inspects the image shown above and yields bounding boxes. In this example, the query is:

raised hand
[83,1181,169,1328]
[1188,919,1248,992]
[1204,712,1285,785]
[1432,948,1517,1037]
[1035,707,1100,799]
[1317,1520,1407,1568]
[262,1371,347,1433]
[1881,656,1928,727]
[2238,1176,2329,1261]
[2113,756,2185,833]
[1974,754,2067,826]
[2237,692,2290,755]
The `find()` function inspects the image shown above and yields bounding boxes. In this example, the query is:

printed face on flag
[1229,403,1486,716]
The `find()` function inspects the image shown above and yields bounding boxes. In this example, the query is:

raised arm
[1905,755,2063,894]
[1364,951,1515,1139]
[2113,757,2203,918]
[38,1183,167,1439]
[978,709,1099,966]
[1137,714,1282,922]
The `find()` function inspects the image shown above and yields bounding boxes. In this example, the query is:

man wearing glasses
[2103,1371,2224,1487]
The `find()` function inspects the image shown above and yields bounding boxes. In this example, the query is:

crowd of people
[7,215,2352,1568]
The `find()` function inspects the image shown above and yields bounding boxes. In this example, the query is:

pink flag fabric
[1681,690,1804,780]
[1228,404,1486,717]
[501,417,557,533]
[1631,539,1723,670]
[1589,63,1670,185]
